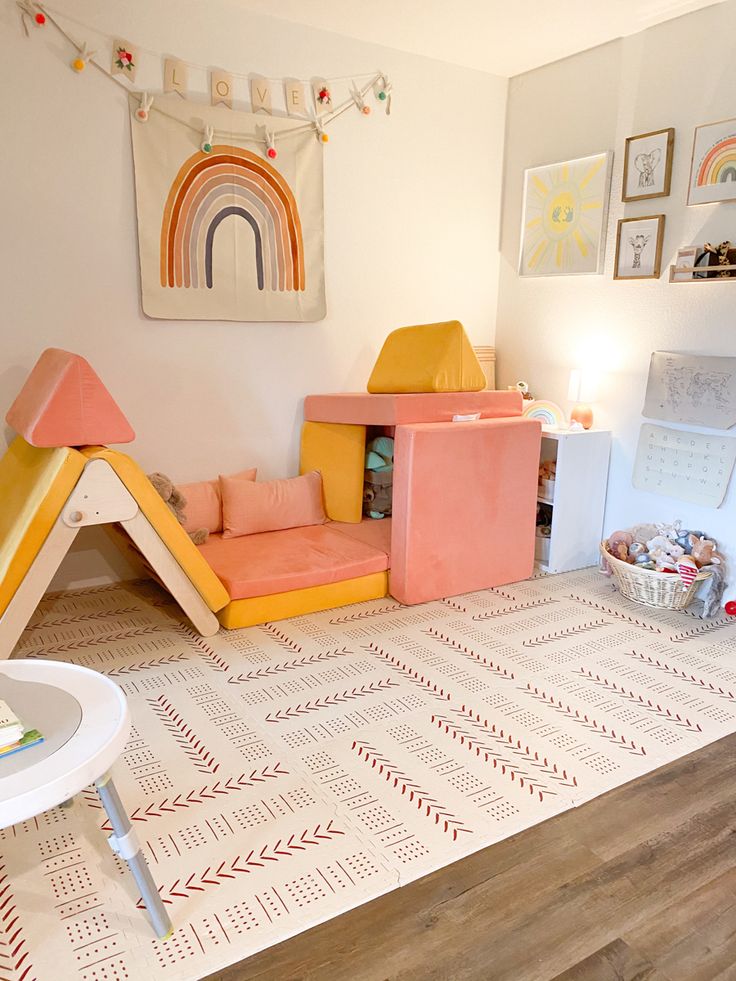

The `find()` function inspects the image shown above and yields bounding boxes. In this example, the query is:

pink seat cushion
[220,470,326,539]
[304,391,522,426]
[330,518,392,564]
[6,348,135,448]
[179,469,256,534]
[198,525,389,599]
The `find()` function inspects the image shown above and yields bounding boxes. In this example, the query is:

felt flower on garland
[115,46,135,72]
[317,85,331,105]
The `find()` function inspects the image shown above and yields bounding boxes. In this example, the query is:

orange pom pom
[320,132,329,144]
[72,57,85,72]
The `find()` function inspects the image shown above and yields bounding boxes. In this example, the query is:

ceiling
[230,0,725,77]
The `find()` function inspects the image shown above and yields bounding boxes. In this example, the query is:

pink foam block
[304,391,523,426]
[389,417,542,605]
[6,348,135,447]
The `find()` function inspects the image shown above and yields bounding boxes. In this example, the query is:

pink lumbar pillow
[180,469,256,534]
[220,470,326,538]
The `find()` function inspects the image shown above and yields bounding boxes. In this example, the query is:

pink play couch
[191,390,542,629]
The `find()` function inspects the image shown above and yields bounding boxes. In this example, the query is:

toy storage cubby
[535,428,611,574]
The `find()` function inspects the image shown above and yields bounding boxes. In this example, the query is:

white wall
[0,0,507,587]
[496,1,736,574]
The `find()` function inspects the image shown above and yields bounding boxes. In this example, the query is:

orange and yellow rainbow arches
[697,136,736,186]
[160,146,305,291]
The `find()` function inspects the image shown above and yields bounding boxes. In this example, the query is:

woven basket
[600,543,711,611]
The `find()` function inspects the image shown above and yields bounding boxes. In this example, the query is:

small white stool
[0,659,172,939]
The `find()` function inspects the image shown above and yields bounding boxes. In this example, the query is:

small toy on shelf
[538,459,556,499]
[363,436,393,519]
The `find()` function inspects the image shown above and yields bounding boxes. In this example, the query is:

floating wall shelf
[669,263,736,283]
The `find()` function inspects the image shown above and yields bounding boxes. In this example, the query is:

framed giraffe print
[613,214,665,280]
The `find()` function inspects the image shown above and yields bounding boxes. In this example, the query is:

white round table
[0,660,171,938]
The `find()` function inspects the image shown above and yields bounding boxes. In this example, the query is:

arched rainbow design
[160,146,305,291]
[696,135,736,186]
[522,400,566,428]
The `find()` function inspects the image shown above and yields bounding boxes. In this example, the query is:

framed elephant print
[622,128,674,202]
[614,215,665,280]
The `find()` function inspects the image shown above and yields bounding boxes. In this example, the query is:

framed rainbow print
[688,118,736,206]
[518,151,613,277]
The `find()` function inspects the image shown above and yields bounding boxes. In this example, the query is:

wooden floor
[207,732,736,981]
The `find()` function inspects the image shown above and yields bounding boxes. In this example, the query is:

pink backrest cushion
[180,468,256,534]
[220,470,326,539]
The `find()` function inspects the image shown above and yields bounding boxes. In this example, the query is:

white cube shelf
[536,427,611,574]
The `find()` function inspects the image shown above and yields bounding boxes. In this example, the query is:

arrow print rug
[3,568,736,980]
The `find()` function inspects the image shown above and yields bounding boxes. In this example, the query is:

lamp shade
[567,368,599,404]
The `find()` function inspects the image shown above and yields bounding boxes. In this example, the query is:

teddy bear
[631,522,659,545]
[148,472,208,545]
[606,530,634,563]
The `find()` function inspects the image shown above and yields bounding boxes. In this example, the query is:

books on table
[0,699,24,746]
[0,699,44,758]
[0,730,44,758]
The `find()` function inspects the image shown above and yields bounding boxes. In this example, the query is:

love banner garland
[15,0,394,155]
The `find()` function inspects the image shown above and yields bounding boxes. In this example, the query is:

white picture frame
[518,151,613,277]
[688,117,736,206]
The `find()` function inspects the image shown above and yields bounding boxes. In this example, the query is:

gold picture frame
[614,215,665,281]
[622,128,674,202]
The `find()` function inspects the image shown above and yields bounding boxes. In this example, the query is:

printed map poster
[130,94,326,322]
[643,351,736,429]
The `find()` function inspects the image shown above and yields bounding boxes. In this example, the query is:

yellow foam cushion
[300,422,365,523]
[367,320,485,394]
[0,437,87,618]
[218,572,388,628]
[80,447,229,613]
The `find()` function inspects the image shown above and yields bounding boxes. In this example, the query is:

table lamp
[567,368,598,430]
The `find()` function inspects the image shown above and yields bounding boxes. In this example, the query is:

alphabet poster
[633,423,736,507]
[130,94,326,322]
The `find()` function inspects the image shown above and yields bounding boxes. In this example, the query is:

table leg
[95,773,172,940]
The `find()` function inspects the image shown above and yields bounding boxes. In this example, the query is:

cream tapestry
[130,94,326,322]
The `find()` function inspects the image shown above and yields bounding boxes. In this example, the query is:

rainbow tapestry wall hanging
[130,94,325,321]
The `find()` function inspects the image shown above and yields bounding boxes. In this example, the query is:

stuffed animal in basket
[148,472,208,545]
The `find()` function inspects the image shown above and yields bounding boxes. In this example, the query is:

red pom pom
[34,11,46,24]
[267,147,277,159]
[726,601,736,617]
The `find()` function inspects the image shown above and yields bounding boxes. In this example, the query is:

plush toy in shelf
[363,436,394,519]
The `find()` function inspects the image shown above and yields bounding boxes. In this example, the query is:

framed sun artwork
[518,151,613,277]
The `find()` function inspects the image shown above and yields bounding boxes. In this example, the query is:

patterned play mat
[3,568,736,981]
